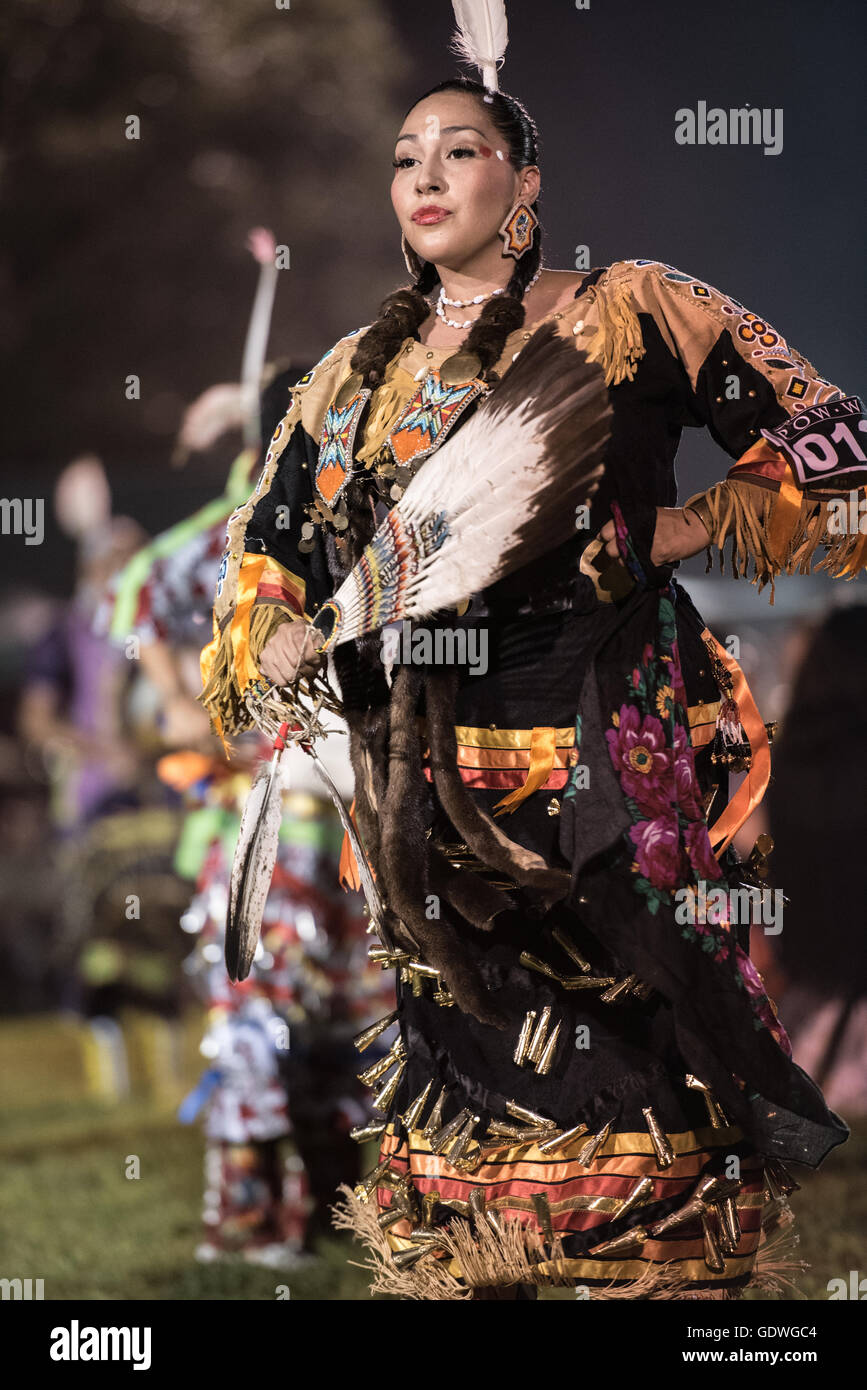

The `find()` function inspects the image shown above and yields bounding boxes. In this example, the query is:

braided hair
[349,78,542,388]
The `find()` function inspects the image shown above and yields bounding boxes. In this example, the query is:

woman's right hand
[258,618,324,685]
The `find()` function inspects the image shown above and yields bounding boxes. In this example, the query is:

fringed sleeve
[200,330,366,739]
[617,260,867,600]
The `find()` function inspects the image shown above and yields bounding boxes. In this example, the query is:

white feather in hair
[450,0,509,93]
[311,326,611,653]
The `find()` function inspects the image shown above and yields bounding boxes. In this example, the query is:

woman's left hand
[599,507,711,567]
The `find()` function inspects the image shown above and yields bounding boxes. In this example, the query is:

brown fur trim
[377,666,508,1030]
[425,670,571,904]
[427,849,515,930]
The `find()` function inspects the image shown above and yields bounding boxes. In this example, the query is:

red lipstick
[412,205,451,225]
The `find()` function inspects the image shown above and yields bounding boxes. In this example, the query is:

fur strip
[427,848,515,930]
[377,665,508,1029]
[426,669,571,903]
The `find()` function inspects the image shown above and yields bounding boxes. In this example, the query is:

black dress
[203,259,866,1297]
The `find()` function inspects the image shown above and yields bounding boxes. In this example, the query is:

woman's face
[391,91,539,273]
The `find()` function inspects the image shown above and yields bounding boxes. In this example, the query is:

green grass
[1,1015,864,1300]
[2,1097,863,1301]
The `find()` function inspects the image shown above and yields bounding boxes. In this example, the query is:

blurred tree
[1,0,410,532]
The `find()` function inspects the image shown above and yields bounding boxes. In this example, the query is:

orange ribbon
[338,798,362,891]
[701,628,771,855]
[765,463,804,568]
[229,553,267,693]
[493,726,559,816]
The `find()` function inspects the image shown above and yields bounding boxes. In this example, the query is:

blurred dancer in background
[766,605,867,1117]
[110,246,394,1263]
[18,458,189,1063]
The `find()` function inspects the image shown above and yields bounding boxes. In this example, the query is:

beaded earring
[498,201,539,260]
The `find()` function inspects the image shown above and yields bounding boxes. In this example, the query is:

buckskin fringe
[688,479,867,603]
[330,1185,472,1301]
[354,362,419,466]
[330,1186,804,1301]
[584,280,647,387]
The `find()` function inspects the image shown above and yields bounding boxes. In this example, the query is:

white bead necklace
[435,268,542,329]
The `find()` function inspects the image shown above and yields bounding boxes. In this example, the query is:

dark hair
[349,78,542,388]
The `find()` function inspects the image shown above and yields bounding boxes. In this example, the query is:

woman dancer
[202,13,866,1299]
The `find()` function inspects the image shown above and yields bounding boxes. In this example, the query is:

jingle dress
[202,260,867,1297]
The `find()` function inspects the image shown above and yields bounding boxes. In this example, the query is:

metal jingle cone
[519,952,559,981]
[446,1114,481,1165]
[408,961,441,979]
[695,1174,741,1206]
[576,1117,614,1169]
[482,1202,505,1237]
[477,1138,519,1157]
[356,1157,392,1201]
[349,1120,386,1144]
[642,1107,675,1168]
[616,1175,654,1219]
[531,1193,555,1246]
[551,925,592,973]
[468,1187,487,1227]
[487,1119,522,1138]
[538,1121,588,1156]
[717,1196,741,1254]
[368,946,411,967]
[401,1080,434,1133]
[511,1125,557,1144]
[649,1195,706,1238]
[765,1158,800,1198]
[353,1010,399,1054]
[513,1010,537,1066]
[505,1101,557,1130]
[372,1058,406,1113]
[421,1190,441,1228]
[390,1175,419,1223]
[599,974,638,1004]
[701,1212,726,1273]
[378,1204,409,1230]
[430,1108,471,1156]
[588,1225,648,1258]
[527,1006,552,1066]
[535,1022,562,1075]
[422,1086,448,1140]
[685,1073,727,1128]
[408,1229,444,1246]
[357,1039,404,1087]
[391,1244,430,1270]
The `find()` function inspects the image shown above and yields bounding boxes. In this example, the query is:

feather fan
[450,0,509,92]
[311,326,611,652]
[225,735,286,982]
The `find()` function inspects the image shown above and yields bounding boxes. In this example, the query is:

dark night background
[1,0,865,599]
[1,2,866,1304]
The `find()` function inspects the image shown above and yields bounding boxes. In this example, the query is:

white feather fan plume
[450,0,509,92]
[312,326,611,652]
